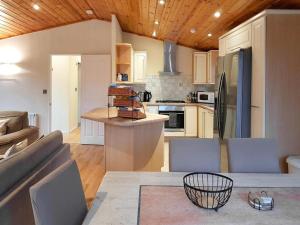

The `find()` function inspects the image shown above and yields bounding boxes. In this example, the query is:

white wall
[0,20,111,134]
[122,32,196,76]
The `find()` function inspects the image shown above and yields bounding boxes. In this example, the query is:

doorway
[51,55,81,133]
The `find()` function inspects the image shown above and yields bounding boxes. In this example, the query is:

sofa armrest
[0,127,39,146]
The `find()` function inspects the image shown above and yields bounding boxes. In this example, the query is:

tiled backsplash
[133,75,214,101]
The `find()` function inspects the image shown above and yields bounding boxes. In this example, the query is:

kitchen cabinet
[193,51,218,84]
[115,43,133,83]
[184,106,197,136]
[219,38,226,56]
[251,17,265,138]
[198,107,214,138]
[193,52,207,84]
[133,51,147,83]
[207,50,219,84]
[224,24,252,54]
[205,111,214,138]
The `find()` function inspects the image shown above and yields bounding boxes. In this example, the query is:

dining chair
[169,138,220,172]
[29,160,87,225]
[227,138,281,173]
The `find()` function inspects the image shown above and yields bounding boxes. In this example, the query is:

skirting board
[80,118,104,145]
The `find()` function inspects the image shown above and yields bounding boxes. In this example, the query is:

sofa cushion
[0,130,63,196]
[6,117,23,134]
[0,119,9,136]
[0,112,29,134]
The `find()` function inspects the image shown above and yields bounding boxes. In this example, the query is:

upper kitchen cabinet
[193,51,218,84]
[207,50,219,84]
[115,43,133,83]
[133,51,147,83]
[193,52,207,84]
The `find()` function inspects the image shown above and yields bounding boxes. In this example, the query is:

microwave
[197,91,215,104]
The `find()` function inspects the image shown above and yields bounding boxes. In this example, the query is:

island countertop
[81,108,169,127]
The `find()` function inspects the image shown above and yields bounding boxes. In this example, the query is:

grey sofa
[0,130,71,225]
[0,111,39,154]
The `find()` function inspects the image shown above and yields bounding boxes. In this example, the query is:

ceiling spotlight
[159,0,165,5]
[214,11,221,18]
[154,20,159,25]
[190,28,196,34]
[33,4,40,10]
[86,9,94,15]
[208,33,212,37]
[152,31,157,37]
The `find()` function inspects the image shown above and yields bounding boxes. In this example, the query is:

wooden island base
[105,122,164,171]
[81,108,168,172]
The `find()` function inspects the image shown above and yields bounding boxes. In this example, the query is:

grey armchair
[30,160,87,225]
[227,138,281,173]
[169,138,220,172]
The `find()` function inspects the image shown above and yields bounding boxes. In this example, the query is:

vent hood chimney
[159,41,180,75]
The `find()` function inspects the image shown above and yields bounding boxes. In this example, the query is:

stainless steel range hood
[159,41,180,75]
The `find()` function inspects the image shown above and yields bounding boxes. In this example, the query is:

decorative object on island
[183,172,233,211]
[248,191,274,211]
[108,84,146,119]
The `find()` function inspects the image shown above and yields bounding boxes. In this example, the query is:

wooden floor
[64,128,105,208]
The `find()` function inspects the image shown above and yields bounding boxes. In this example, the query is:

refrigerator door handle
[217,73,224,138]
[221,73,227,139]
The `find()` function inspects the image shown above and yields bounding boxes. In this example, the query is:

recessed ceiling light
[152,31,157,37]
[190,28,196,34]
[208,33,212,37]
[214,11,221,18]
[33,4,40,10]
[159,0,165,5]
[154,20,159,25]
[86,9,94,15]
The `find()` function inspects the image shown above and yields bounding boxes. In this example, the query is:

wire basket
[183,172,233,211]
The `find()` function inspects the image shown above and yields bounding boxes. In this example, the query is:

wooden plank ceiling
[0,0,300,50]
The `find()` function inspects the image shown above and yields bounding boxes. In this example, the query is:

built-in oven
[158,106,184,132]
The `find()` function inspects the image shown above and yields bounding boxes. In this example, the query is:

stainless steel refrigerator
[214,48,252,139]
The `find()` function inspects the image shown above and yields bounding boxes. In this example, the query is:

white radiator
[28,113,38,127]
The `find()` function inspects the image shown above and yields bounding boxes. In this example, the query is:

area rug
[138,185,300,225]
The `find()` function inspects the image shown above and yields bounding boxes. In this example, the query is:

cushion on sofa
[0,119,9,136]
[6,117,23,134]
[0,131,64,196]
[0,112,29,134]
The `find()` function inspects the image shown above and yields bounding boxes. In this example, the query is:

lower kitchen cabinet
[198,107,214,138]
[185,106,198,136]
[205,111,214,138]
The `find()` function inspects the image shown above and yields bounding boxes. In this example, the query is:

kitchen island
[81,108,169,171]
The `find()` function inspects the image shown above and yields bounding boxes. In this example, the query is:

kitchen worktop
[146,102,215,112]
[81,108,169,127]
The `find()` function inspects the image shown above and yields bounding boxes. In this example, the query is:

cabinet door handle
[251,105,260,108]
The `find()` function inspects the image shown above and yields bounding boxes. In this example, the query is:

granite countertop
[83,172,300,225]
[81,108,169,127]
[146,102,215,112]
